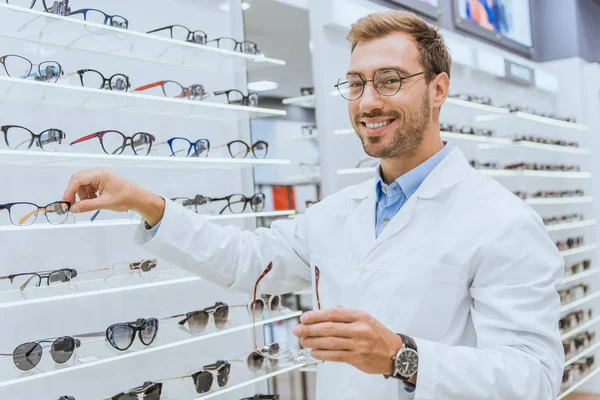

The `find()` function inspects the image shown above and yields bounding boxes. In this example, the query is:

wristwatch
[386,333,418,391]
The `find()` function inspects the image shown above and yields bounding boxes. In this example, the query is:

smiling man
[63,10,564,400]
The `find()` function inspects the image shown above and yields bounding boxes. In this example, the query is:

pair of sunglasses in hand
[157,138,268,159]
[0,336,80,371]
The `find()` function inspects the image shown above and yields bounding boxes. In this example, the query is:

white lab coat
[134,148,565,399]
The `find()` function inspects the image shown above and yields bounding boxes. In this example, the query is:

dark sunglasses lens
[13,342,42,371]
[250,194,265,212]
[247,351,264,372]
[252,141,267,159]
[50,336,75,364]
[218,363,230,387]
[214,305,229,329]
[108,324,135,350]
[144,384,161,400]
[187,311,210,334]
[48,270,68,284]
[140,260,155,272]
[250,299,264,317]
[140,319,159,345]
[269,295,280,311]
[194,371,213,393]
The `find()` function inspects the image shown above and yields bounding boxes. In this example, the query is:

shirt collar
[376,143,454,198]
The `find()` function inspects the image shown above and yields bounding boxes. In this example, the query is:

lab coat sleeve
[410,211,565,400]
[133,199,312,294]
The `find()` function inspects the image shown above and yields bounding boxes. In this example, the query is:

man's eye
[348,82,362,88]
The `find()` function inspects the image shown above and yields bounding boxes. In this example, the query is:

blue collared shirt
[375,143,453,238]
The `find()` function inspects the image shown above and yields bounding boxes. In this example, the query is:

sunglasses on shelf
[0,336,81,371]
[160,360,231,394]
[0,54,63,83]
[110,381,162,400]
[69,69,130,91]
[504,104,576,123]
[70,130,155,156]
[77,317,159,351]
[214,89,259,107]
[1,124,66,151]
[543,214,584,226]
[207,37,262,55]
[58,397,75,400]
[0,201,70,226]
[164,301,236,334]
[0,268,77,291]
[563,331,595,358]
[566,260,591,276]
[514,136,578,148]
[134,80,208,100]
[556,236,584,251]
[246,343,280,372]
[504,162,581,172]
[560,309,592,333]
[147,25,207,44]
[449,93,492,106]
[559,284,589,306]
[241,395,279,400]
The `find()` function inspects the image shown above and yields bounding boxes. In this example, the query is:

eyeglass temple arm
[213,91,227,96]
[70,132,99,146]
[134,81,166,92]
[17,207,46,226]
[146,26,172,34]
[65,69,87,77]
[78,267,112,275]
[74,331,104,338]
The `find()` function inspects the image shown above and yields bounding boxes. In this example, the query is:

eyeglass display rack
[0,1,304,399]
[306,1,600,397]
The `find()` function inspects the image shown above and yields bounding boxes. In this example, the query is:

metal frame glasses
[66,8,128,28]
[335,69,426,101]
[207,37,261,55]
[210,193,266,215]
[71,69,130,91]
[1,124,66,151]
[0,201,70,226]
[213,89,259,107]
[0,54,63,83]
[102,259,158,281]
[70,130,155,156]
[159,360,231,394]
[0,336,81,371]
[0,268,77,291]
[110,381,162,400]
[134,80,208,100]
[147,25,207,45]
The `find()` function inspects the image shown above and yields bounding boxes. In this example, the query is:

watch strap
[398,333,417,351]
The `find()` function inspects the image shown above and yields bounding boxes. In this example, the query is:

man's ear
[430,72,450,111]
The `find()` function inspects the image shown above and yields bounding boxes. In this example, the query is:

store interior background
[1,0,600,399]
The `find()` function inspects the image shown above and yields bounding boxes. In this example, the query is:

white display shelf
[557,367,600,400]
[444,97,510,115]
[562,316,600,341]
[0,272,200,309]
[546,219,596,232]
[0,150,291,169]
[560,244,598,258]
[0,310,303,386]
[480,170,592,179]
[0,210,297,232]
[441,131,511,144]
[282,95,315,108]
[561,292,600,313]
[299,365,317,373]
[565,341,600,367]
[336,167,376,176]
[0,76,287,120]
[525,197,594,205]
[507,141,590,154]
[475,112,590,133]
[0,3,285,72]
[195,364,305,400]
[561,268,600,286]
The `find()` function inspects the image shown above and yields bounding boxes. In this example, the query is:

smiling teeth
[365,120,392,129]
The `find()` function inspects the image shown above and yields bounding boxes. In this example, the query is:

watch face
[396,349,418,376]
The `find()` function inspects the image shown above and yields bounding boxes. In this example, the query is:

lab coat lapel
[348,178,377,258]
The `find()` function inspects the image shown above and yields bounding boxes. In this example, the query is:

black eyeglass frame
[335,69,427,101]
[213,89,259,107]
[147,25,207,44]
[75,69,131,91]
[210,193,266,215]
[1,124,66,151]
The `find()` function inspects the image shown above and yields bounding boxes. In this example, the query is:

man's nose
[359,83,384,113]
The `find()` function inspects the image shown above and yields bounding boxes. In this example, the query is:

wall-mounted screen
[388,0,440,19]
[454,0,533,50]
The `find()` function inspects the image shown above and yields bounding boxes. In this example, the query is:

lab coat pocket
[379,261,464,342]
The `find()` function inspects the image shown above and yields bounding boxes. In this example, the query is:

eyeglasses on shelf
[67,8,128,28]
[1,124,66,151]
[68,69,130,91]
[0,268,77,291]
[147,25,208,45]
[70,130,155,156]
[0,54,63,83]
[0,201,70,226]
[134,80,208,100]
[206,37,262,55]
[214,89,259,107]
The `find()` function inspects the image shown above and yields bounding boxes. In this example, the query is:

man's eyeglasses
[0,336,81,371]
[0,268,77,291]
[0,201,70,226]
[207,37,262,55]
[70,130,155,156]
[335,69,426,101]
[214,89,259,107]
[134,80,208,100]
[1,124,66,151]
[251,262,321,365]
[147,25,208,45]
[69,69,130,91]
[0,54,63,83]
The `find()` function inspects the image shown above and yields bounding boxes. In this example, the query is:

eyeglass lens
[339,69,403,100]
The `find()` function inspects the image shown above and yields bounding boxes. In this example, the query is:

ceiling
[243,0,314,98]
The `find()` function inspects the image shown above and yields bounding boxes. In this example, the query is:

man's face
[348,32,431,159]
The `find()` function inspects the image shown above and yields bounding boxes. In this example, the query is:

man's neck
[379,136,444,185]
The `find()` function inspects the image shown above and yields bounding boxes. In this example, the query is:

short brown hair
[347,10,451,82]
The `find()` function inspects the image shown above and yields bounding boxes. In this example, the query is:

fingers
[300,336,355,351]
[63,168,105,205]
[71,197,110,214]
[311,349,351,363]
[292,321,357,338]
[300,308,360,325]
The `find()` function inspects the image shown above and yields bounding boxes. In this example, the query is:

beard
[353,91,431,159]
